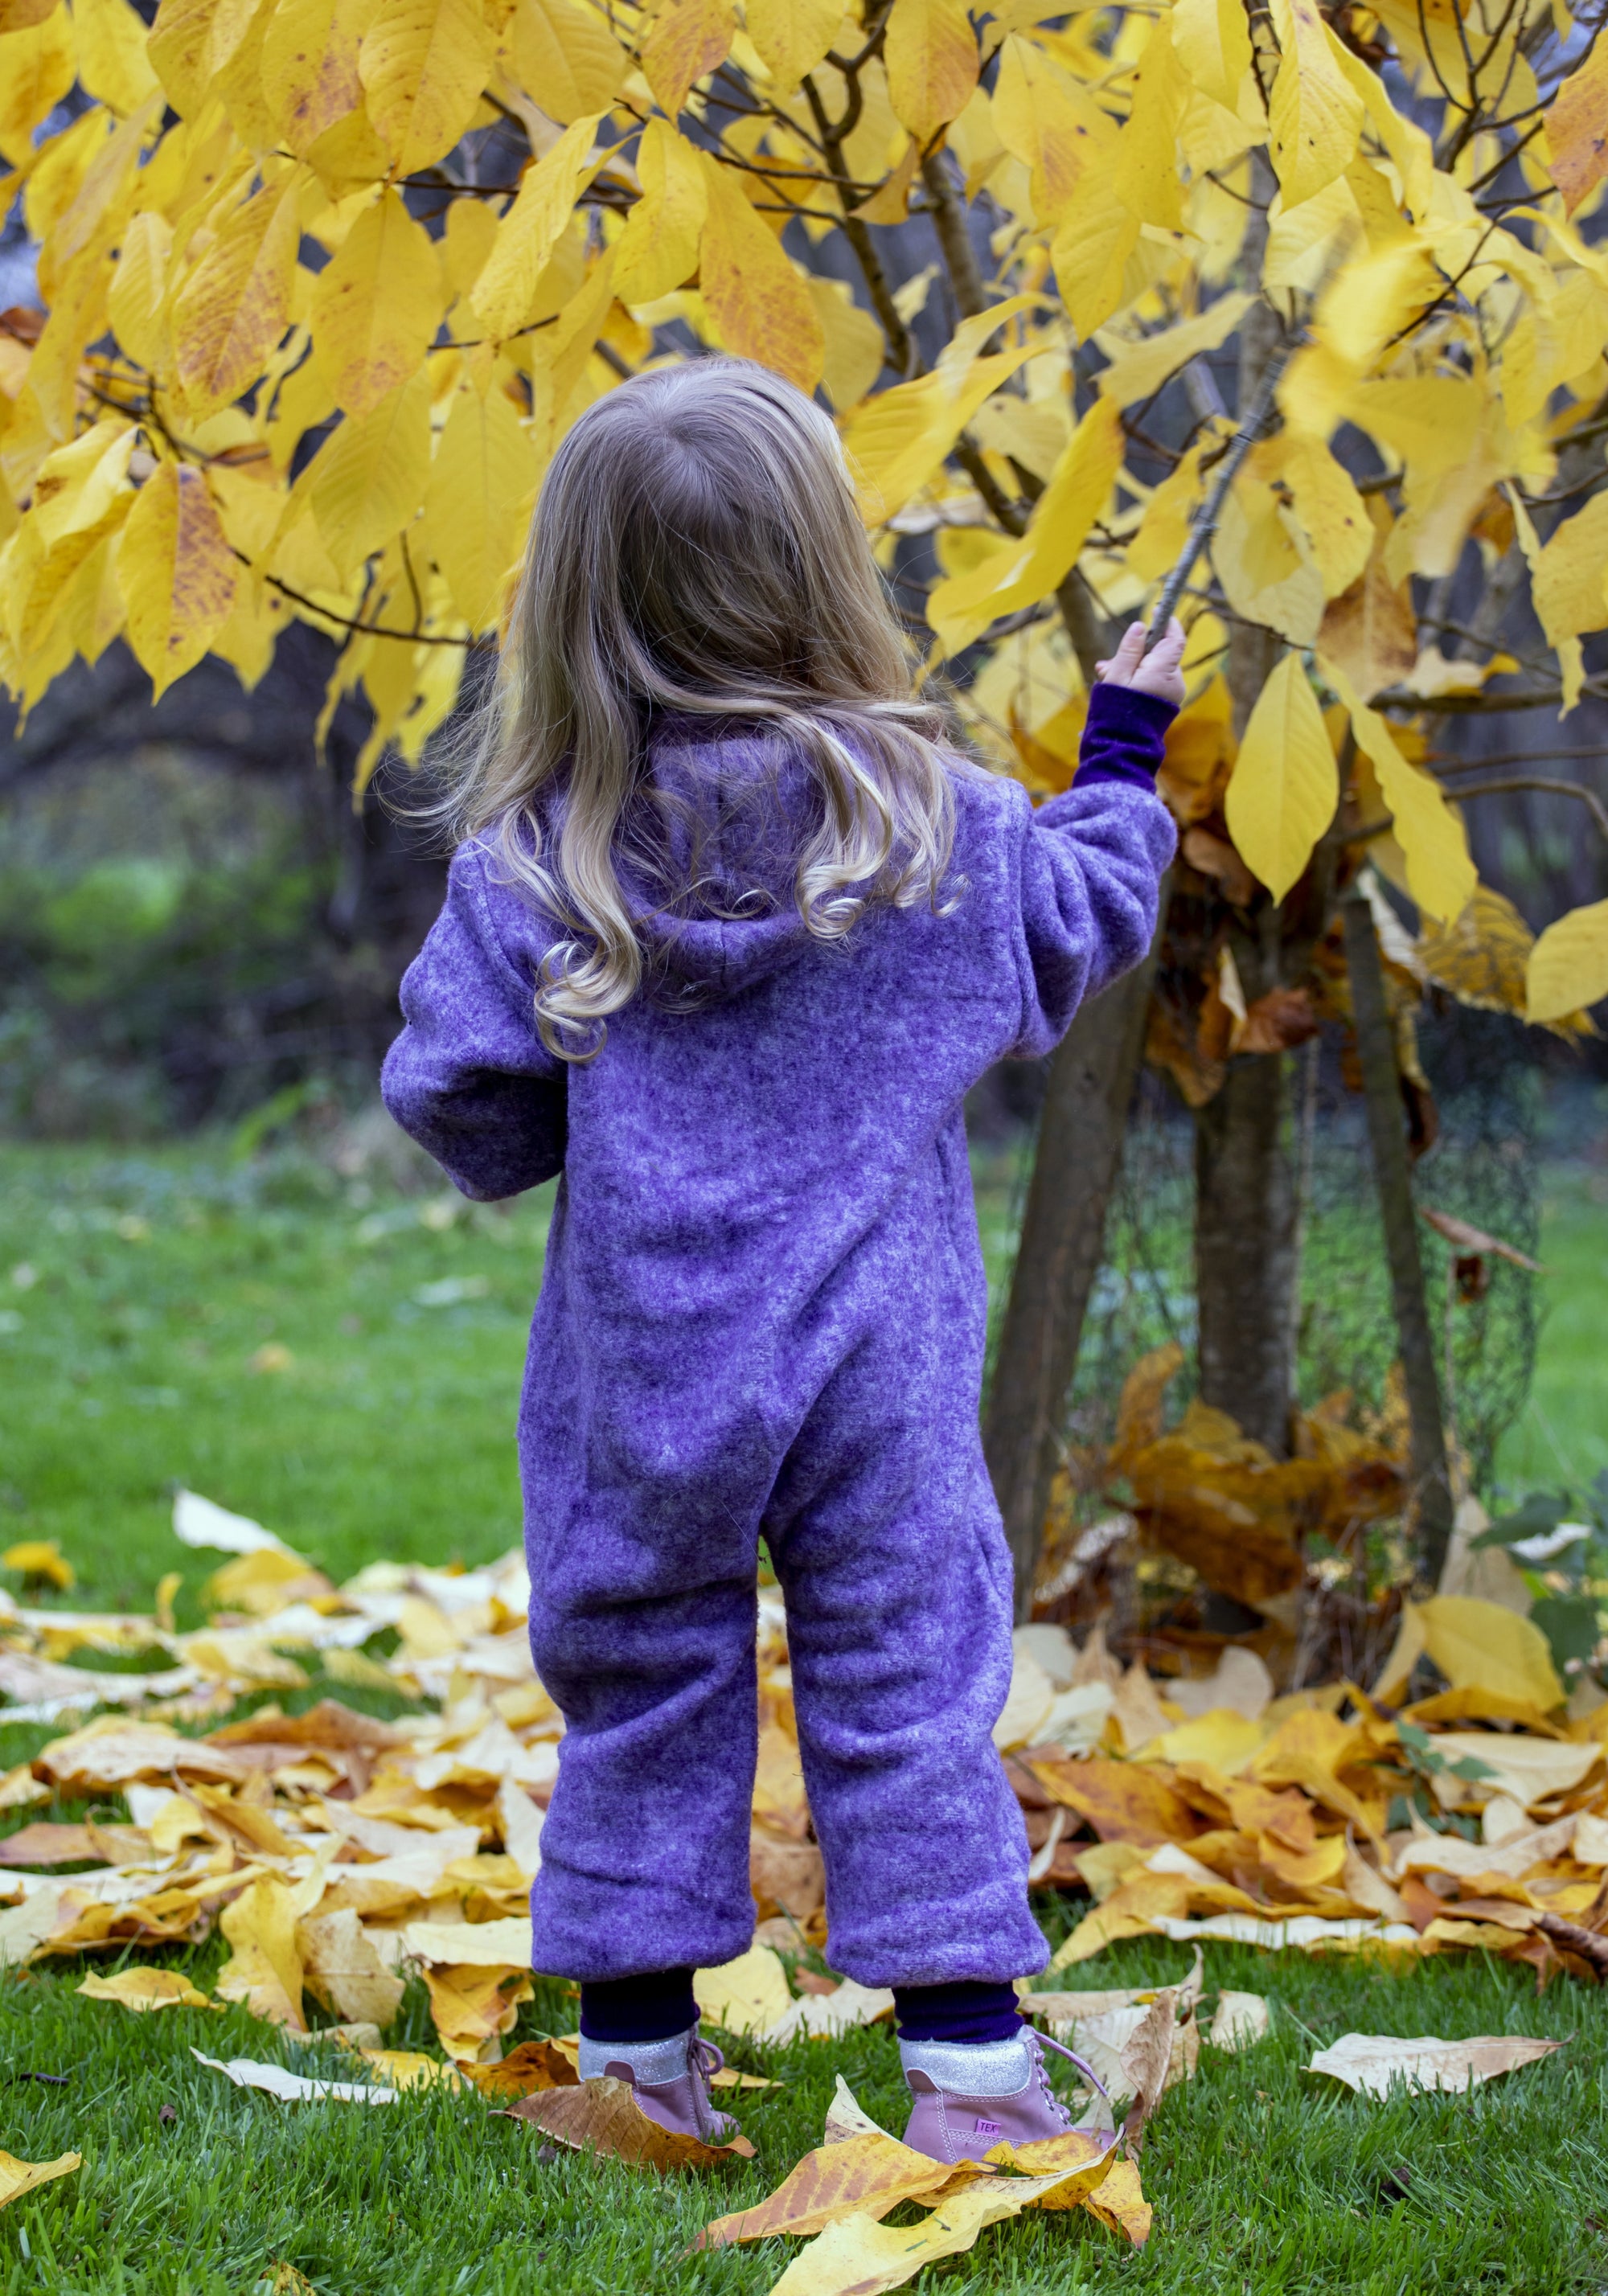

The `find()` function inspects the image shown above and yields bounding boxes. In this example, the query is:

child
[383,359,1184,2162]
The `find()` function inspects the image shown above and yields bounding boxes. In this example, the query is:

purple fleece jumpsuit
[382,682,1176,1989]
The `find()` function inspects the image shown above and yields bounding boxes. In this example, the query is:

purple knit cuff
[1075,680,1178,791]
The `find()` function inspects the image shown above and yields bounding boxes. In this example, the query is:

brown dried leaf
[1318,535,1416,701]
[750,1830,826,1922]
[1111,1343,1186,1466]
[1235,985,1319,1056]
[32,1720,248,1796]
[0,1822,102,1868]
[460,2037,580,2098]
[1182,825,1257,907]
[1419,1206,1542,1273]
[1118,1988,1177,2149]
[509,2076,755,2167]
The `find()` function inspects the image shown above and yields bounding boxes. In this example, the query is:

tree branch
[1433,773,1608,843]
[799,68,915,376]
[920,146,988,319]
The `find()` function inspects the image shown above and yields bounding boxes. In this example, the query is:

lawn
[2,1137,1607,2294]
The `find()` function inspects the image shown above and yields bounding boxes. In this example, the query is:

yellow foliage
[0,0,1598,1008]
[1528,899,1608,1027]
[697,154,824,394]
[884,0,978,150]
[359,0,494,178]
[745,0,839,93]
[1224,653,1338,903]
[310,186,445,416]
[611,118,704,307]
[927,396,1124,654]
[640,0,732,120]
[116,459,237,699]
[1543,35,1608,216]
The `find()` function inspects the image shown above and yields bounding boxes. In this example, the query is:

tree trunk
[978,519,1160,1617]
[984,922,1163,1616]
[1341,889,1456,1585]
[1194,1052,1296,1453]
[1190,152,1298,1461]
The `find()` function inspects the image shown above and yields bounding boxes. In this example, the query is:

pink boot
[580,2023,742,2143]
[900,2028,1107,2164]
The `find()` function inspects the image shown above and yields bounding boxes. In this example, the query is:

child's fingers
[1096,624,1147,685]
[1152,613,1187,664]
[1114,622,1147,672]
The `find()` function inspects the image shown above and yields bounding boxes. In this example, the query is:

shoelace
[689,2033,727,2087]
[1030,2028,1110,2126]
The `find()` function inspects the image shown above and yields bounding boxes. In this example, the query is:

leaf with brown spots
[508,2077,754,2168]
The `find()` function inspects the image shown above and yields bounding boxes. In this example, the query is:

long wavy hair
[433,358,959,1060]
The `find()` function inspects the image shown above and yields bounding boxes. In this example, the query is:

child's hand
[1094,617,1187,707]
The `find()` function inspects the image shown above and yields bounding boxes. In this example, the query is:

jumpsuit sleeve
[380,843,568,1201]
[1006,682,1179,1060]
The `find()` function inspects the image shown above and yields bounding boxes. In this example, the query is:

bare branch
[920,146,988,321]
[1437,773,1608,843]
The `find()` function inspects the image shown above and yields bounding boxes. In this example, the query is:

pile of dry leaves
[2,1485,1604,2286]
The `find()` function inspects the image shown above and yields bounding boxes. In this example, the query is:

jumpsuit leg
[525,1516,760,1982]
[764,1329,1048,1991]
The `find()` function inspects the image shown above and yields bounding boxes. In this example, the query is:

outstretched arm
[1007,621,1183,1056]
[381,846,567,1201]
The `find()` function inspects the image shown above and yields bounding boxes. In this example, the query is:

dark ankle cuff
[893,1979,1023,2044]
[579,1968,699,2043]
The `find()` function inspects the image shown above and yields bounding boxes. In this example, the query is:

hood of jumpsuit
[612,712,840,1005]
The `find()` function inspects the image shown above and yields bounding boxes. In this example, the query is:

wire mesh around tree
[990,1002,1540,1496]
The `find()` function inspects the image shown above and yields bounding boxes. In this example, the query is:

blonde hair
[435,358,958,1060]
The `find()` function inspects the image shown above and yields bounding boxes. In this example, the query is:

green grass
[2,1138,1607,2292]
[1,1933,1605,2294]
[1491,1164,1608,1499]
[0,1144,552,1613]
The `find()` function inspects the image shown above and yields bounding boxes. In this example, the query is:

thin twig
[1432,773,1608,843]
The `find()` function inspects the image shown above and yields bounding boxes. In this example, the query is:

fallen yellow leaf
[297,1909,405,2029]
[215,1876,309,2032]
[0,2150,80,2210]
[1080,2154,1152,2244]
[2,1540,75,1591]
[420,1962,533,2060]
[1416,1597,1567,1715]
[77,1967,215,2012]
[700,2130,963,2246]
[351,2049,463,2092]
[765,2162,1122,2296]
[693,1939,793,2035]
[1207,1991,1270,2050]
